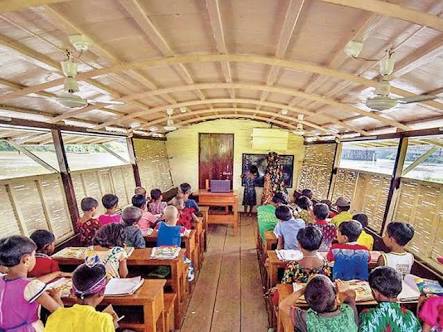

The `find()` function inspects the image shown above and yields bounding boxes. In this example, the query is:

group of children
[0,182,200,331]
[260,188,442,332]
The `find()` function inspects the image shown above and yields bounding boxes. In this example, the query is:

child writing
[179,183,199,213]
[171,194,198,230]
[148,188,167,215]
[44,262,115,332]
[28,230,60,278]
[296,196,314,224]
[273,205,305,250]
[121,206,146,248]
[313,203,336,251]
[0,235,63,331]
[359,266,421,331]
[279,275,358,332]
[353,213,374,250]
[92,223,128,278]
[77,197,101,246]
[327,220,370,281]
[132,194,157,234]
[98,194,121,226]
[242,165,258,216]
[331,197,352,227]
[281,225,331,284]
[378,221,415,276]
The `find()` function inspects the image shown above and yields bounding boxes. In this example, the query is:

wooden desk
[54,248,185,329]
[266,250,381,288]
[264,231,278,252]
[195,190,238,234]
[199,206,209,251]
[144,230,199,271]
[63,279,166,332]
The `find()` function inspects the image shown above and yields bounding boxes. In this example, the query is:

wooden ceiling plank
[0,0,69,13]
[93,97,369,135]
[118,0,205,100]
[258,0,306,109]
[319,0,443,32]
[205,0,234,99]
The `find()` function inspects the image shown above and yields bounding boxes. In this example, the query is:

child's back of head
[0,235,36,268]
[179,183,192,195]
[29,229,55,254]
[275,205,292,222]
[134,186,147,197]
[305,275,337,313]
[80,197,98,213]
[101,194,119,210]
[297,226,322,252]
[352,213,368,229]
[272,192,288,205]
[122,206,143,226]
[164,206,179,225]
[313,203,329,220]
[150,188,162,201]
[297,196,312,211]
[338,220,362,243]
[93,223,126,248]
[132,194,147,209]
[386,222,414,247]
[301,189,313,200]
[368,266,402,300]
[72,262,107,300]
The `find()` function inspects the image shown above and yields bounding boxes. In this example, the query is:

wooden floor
[181,214,268,332]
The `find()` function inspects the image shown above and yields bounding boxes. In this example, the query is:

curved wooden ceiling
[0,0,442,138]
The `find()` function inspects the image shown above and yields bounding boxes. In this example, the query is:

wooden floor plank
[240,215,268,331]
[181,225,227,332]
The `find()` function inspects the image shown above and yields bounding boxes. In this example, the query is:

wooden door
[199,133,234,189]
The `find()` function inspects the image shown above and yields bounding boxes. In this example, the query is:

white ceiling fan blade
[397,94,438,104]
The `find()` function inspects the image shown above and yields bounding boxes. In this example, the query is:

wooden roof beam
[258,0,306,109]
[118,0,205,100]
[319,0,443,32]
[0,0,69,13]
[205,0,235,99]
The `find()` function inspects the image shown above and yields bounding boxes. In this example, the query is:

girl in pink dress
[0,236,63,331]
[98,194,121,226]
[148,189,167,215]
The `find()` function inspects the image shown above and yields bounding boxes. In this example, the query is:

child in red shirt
[28,229,59,278]
[172,194,198,230]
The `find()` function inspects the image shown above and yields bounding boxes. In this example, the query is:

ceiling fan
[54,38,124,109]
[163,108,177,132]
[293,114,304,136]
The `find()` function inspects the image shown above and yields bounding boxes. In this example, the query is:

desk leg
[144,303,156,332]
[233,206,239,235]
[171,262,183,329]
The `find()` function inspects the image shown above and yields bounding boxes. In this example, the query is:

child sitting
[331,197,353,227]
[419,295,443,332]
[132,194,157,234]
[28,229,59,278]
[281,226,331,284]
[179,183,199,213]
[77,197,101,246]
[296,195,314,224]
[98,194,121,226]
[0,236,63,331]
[122,206,146,249]
[172,194,198,230]
[157,206,187,247]
[257,192,288,240]
[353,213,374,250]
[134,186,147,198]
[313,203,336,251]
[327,220,370,280]
[148,188,167,215]
[301,188,313,200]
[359,266,421,331]
[279,275,358,332]
[273,205,305,250]
[92,223,128,278]
[378,222,415,276]
[44,262,115,332]
[320,199,337,218]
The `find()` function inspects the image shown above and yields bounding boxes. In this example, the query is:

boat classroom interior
[0,0,442,331]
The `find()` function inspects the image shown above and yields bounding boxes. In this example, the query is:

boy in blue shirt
[157,206,184,247]
[273,205,305,250]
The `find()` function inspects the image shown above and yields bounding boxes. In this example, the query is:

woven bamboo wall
[332,168,391,233]
[394,178,443,272]
[133,139,173,192]
[298,144,336,199]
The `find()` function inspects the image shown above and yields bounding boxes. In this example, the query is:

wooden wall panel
[298,143,335,199]
[82,171,102,200]
[133,139,173,192]
[394,179,443,272]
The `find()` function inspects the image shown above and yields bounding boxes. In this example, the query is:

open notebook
[105,277,144,296]
[52,246,134,259]
[150,246,181,259]
[276,250,303,261]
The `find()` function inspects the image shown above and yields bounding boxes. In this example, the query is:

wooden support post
[127,137,141,187]
[382,137,408,234]
[327,142,342,200]
[51,129,79,228]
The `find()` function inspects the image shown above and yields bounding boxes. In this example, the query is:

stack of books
[275,249,303,261]
[150,246,181,260]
